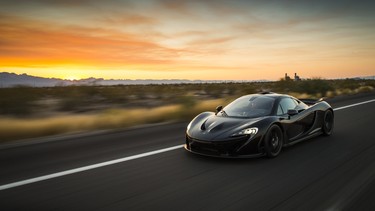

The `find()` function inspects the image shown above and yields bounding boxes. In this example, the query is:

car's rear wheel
[264,124,283,158]
[323,109,334,136]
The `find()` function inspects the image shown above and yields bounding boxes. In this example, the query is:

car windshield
[222,95,275,118]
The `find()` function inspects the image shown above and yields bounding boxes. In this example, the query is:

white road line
[0,145,183,191]
[0,98,374,191]
[333,99,375,111]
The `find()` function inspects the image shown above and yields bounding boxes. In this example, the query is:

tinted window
[294,99,309,110]
[277,104,284,115]
[222,95,275,118]
[279,98,297,115]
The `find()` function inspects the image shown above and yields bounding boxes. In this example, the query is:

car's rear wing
[300,98,325,105]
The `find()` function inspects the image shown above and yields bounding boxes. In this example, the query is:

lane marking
[333,99,375,111]
[0,145,183,191]
[0,98,374,191]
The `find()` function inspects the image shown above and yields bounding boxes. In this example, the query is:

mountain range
[1,72,374,88]
[0,72,261,88]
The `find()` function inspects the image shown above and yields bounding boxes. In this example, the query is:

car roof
[244,92,292,99]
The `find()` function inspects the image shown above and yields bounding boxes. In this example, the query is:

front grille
[186,135,249,156]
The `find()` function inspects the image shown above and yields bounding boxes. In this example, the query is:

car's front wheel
[322,109,334,136]
[264,124,283,158]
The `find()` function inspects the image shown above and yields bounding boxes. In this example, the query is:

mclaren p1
[185,92,334,158]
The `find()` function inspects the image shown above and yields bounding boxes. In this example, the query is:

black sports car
[185,92,334,158]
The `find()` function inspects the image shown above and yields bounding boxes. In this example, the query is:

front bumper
[185,135,264,158]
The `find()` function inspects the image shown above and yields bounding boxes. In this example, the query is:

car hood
[188,114,266,141]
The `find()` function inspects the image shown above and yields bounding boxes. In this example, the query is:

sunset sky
[1,0,374,80]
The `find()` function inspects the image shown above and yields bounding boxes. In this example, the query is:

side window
[279,98,297,115]
[294,98,308,110]
[277,104,284,115]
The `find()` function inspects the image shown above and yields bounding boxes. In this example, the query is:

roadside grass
[0,99,226,142]
[0,79,374,143]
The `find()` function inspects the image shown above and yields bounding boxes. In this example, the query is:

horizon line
[1,72,375,82]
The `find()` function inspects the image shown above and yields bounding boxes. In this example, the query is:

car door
[278,97,309,142]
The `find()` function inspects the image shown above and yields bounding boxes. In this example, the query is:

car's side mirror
[287,109,298,116]
[216,105,223,114]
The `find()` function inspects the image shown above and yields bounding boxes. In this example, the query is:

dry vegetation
[0,79,374,142]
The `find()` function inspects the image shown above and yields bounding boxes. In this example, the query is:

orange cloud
[0,15,180,69]
[100,13,159,25]
[187,36,237,46]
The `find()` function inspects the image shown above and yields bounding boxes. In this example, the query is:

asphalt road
[1,92,375,210]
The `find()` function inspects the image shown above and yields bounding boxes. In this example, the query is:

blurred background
[1,76,374,142]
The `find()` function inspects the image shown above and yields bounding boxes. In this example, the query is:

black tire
[322,109,334,136]
[264,124,283,158]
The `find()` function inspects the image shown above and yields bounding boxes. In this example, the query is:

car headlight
[231,127,258,137]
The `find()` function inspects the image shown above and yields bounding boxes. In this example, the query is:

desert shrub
[333,79,361,90]
[274,79,297,93]
[176,95,197,109]
[0,87,40,115]
[295,78,334,96]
